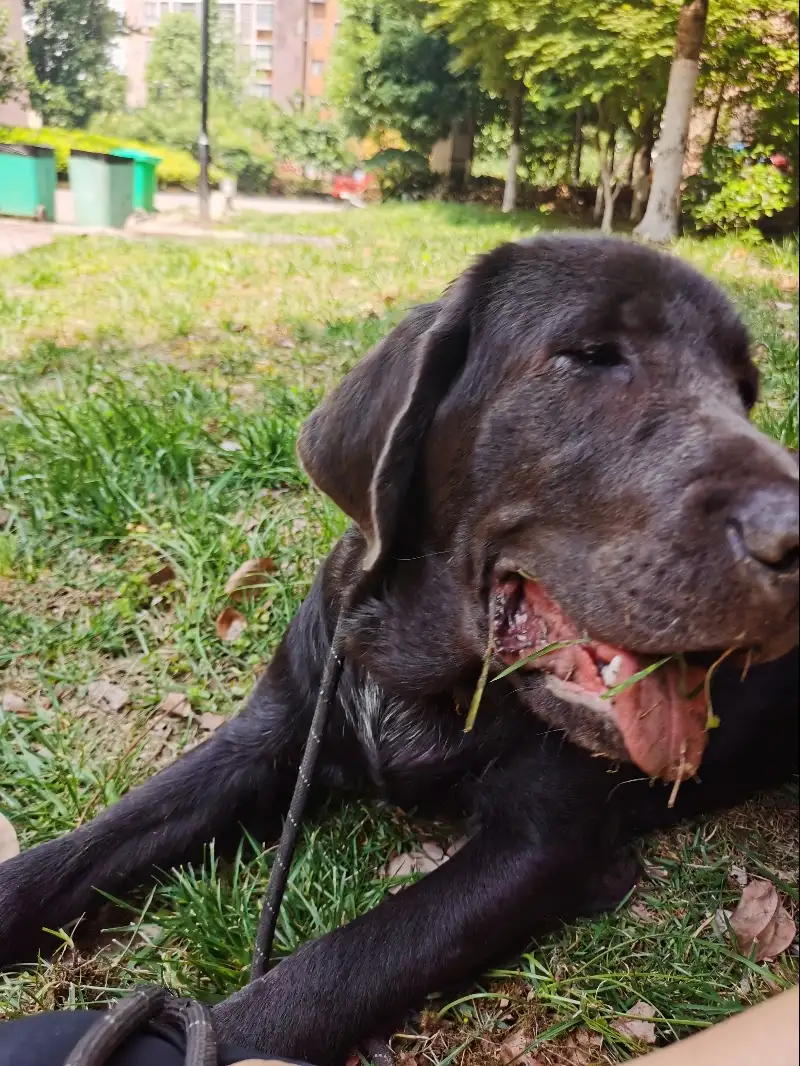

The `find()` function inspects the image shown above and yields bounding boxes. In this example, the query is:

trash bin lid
[110,147,162,165]
[70,148,133,165]
[0,142,55,158]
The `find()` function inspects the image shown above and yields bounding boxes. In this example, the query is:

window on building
[311,21,324,38]
[179,2,196,13]
[251,83,272,98]
[218,3,235,24]
[255,3,273,27]
[160,2,170,14]
[255,43,273,66]
[144,1,158,20]
[310,60,324,77]
[239,3,253,36]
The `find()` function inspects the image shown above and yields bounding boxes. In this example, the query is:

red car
[332,170,375,201]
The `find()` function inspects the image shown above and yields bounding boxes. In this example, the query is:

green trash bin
[68,149,134,229]
[111,147,161,213]
[0,143,57,221]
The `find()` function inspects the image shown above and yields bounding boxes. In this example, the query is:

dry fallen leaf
[714,908,733,938]
[630,900,658,923]
[383,840,449,891]
[224,558,276,600]
[395,1055,419,1066]
[754,906,797,961]
[159,691,191,718]
[726,878,797,961]
[0,507,10,529]
[0,811,20,864]
[199,712,225,732]
[729,864,748,887]
[498,1029,543,1066]
[728,877,779,949]
[611,1001,657,1046]
[778,275,798,292]
[215,606,247,641]
[560,1029,604,1066]
[147,563,176,587]
[220,439,243,452]
[88,679,130,713]
[2,691,29,715]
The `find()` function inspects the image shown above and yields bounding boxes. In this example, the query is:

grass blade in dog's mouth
[490,574,712,782]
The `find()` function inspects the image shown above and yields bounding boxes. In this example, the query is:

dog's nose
[728,487,800,572]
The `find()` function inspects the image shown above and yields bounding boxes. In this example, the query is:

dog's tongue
[495,578,711,782]
[592,644,709,781]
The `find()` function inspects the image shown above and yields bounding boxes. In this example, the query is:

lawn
[0,203,797,1064]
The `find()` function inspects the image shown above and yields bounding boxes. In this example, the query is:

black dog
[1,236,797,1064]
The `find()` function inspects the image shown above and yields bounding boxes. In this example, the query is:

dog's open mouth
[491,574,718,783]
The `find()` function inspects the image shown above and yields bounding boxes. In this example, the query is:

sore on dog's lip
[491,573,714,782]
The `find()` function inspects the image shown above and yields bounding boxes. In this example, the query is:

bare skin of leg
[640,986,798,1066]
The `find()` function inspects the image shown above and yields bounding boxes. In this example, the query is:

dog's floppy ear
[297,283,471,571]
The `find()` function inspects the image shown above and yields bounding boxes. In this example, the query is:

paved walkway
[0,188,346,258]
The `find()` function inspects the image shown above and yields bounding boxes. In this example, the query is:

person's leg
[0,1011,312,1066]
[641,986,799,1066]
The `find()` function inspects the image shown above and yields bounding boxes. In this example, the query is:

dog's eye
[554,342,624,368]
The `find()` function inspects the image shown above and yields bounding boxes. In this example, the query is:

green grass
[0,203,797,1061]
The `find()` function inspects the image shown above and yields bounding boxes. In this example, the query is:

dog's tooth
[601,655,624,688]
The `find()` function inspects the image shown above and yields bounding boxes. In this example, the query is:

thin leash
[250,610,350,979]
[67,603,355,1066]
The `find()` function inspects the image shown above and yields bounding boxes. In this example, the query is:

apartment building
[123,0,338,109]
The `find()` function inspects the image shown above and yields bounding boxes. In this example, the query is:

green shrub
[687,146,796,232]
[0,125,224,189]
[368,150,438,201]
[91,105,276,193]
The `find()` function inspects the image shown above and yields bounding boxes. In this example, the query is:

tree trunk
[502,82,523,213]
[704,80,726,160]
[594,125,615,223]
[573,107,583,184]
[635,0,708,242]
[596,130,623,234]
[630,118,655,222]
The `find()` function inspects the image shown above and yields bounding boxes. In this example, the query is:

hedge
[0,126,227,188]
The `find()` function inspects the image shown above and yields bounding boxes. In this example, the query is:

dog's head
[298,236,799,781]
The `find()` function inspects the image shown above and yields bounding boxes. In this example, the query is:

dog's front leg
[213,744,630,1065]
[0,664,311,969]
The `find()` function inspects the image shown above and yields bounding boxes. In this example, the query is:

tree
[635,0,709,242]
[330,0,481,157]
[505,0,676,230]
[25,0,125,127]
[699,2,797,161]
[427,0,528,210]
[146,9,245,107]
[0,9,28,105]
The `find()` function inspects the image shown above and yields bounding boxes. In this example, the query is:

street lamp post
[198,0,210,222]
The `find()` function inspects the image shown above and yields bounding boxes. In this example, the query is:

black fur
[0,237,797,1065]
